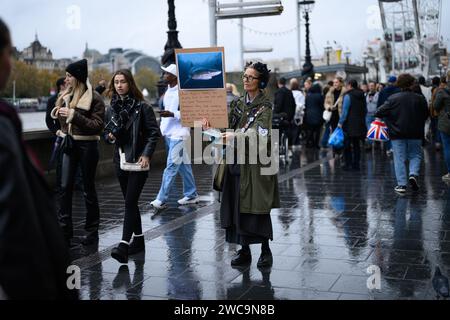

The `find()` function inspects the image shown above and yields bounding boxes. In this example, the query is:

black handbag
[60,134,74,155]
[60,124,74,155]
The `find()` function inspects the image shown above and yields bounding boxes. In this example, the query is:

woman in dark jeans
[304,84,324,149]
[51,59,105,246]
[106,69,161,263]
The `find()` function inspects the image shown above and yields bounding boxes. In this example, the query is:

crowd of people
[1,14,450,300]
[271,70,450,193]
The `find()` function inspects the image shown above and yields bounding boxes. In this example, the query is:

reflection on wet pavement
[73,147,450,300]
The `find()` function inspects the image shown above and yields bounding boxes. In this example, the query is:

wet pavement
[69,145,450,300]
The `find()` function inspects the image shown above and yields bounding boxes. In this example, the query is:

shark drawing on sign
[183,62,222,87]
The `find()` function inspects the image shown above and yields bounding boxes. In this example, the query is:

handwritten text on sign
[179,90,228,128]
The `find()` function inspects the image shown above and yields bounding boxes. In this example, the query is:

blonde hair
[56,78,87,109]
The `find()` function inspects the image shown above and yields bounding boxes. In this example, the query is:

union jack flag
[367,119,390,142]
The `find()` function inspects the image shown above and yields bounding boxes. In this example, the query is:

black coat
[304,88,324,126]
[375,91,429,140]
[110,97,161,164]
[0,100,77,300]
[46,94,60,135]
[274,87,296,122]
[342,89,367,138]
[377,85,401,108]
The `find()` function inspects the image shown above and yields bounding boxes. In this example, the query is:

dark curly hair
[245,61,271,89]
[396,73,416,91]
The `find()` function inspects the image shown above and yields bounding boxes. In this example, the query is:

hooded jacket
[375,91,429,140]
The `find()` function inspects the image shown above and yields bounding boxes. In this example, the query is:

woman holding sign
[203,62,280,268]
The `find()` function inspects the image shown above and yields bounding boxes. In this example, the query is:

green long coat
[226,92,280,214]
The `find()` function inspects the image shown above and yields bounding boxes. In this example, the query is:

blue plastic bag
[328,128,345,149]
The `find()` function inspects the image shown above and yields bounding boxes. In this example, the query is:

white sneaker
[386,149,393,156]
[443,174,450,182]
[150,199,167,210]
[178,196,200,206]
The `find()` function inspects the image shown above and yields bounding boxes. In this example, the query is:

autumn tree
[0,60,63,98]
[90,68,112,90]
[134,68,160,100]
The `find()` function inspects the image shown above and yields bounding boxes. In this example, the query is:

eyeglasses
[243,75,260,82]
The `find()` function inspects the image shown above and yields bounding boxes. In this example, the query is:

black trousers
[330,110,340,132]
[57,140,100,239]
[116,167,148,243]
[306,124,322,148]
[344,136,362,169]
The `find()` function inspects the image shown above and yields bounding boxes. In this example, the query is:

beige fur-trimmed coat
[51,81,105,140]
[324,87,346,116]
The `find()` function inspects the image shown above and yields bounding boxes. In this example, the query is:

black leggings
[116,168,148,243]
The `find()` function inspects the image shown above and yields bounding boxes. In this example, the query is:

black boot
[258,241,273,268]
[128,235,145,255]
[231,246,252,267]
[111,243,129,264]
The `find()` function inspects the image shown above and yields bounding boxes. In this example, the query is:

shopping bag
[328,128,345,149]
[367,119,390,142]
[323,110,332,122]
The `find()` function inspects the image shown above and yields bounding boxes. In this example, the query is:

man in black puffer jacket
[375,74,429,194]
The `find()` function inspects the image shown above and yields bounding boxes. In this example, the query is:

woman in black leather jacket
[106,69,161,263]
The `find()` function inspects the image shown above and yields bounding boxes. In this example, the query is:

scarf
[110,94,138,117]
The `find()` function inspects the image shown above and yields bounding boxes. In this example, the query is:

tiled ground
[70,145,450,300]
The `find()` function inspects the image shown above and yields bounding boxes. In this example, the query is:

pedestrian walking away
[375,73,429,194]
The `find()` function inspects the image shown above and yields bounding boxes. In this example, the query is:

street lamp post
[439,63,443,77]
[162,0,182,66]
[158,0,183,99]
[299,0,315,80]
[324,41,332,66]
[362,51,368,83]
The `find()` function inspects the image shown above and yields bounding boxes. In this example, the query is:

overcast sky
[2,0,449,71]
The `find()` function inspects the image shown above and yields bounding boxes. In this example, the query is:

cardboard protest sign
[175,47,228,128]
